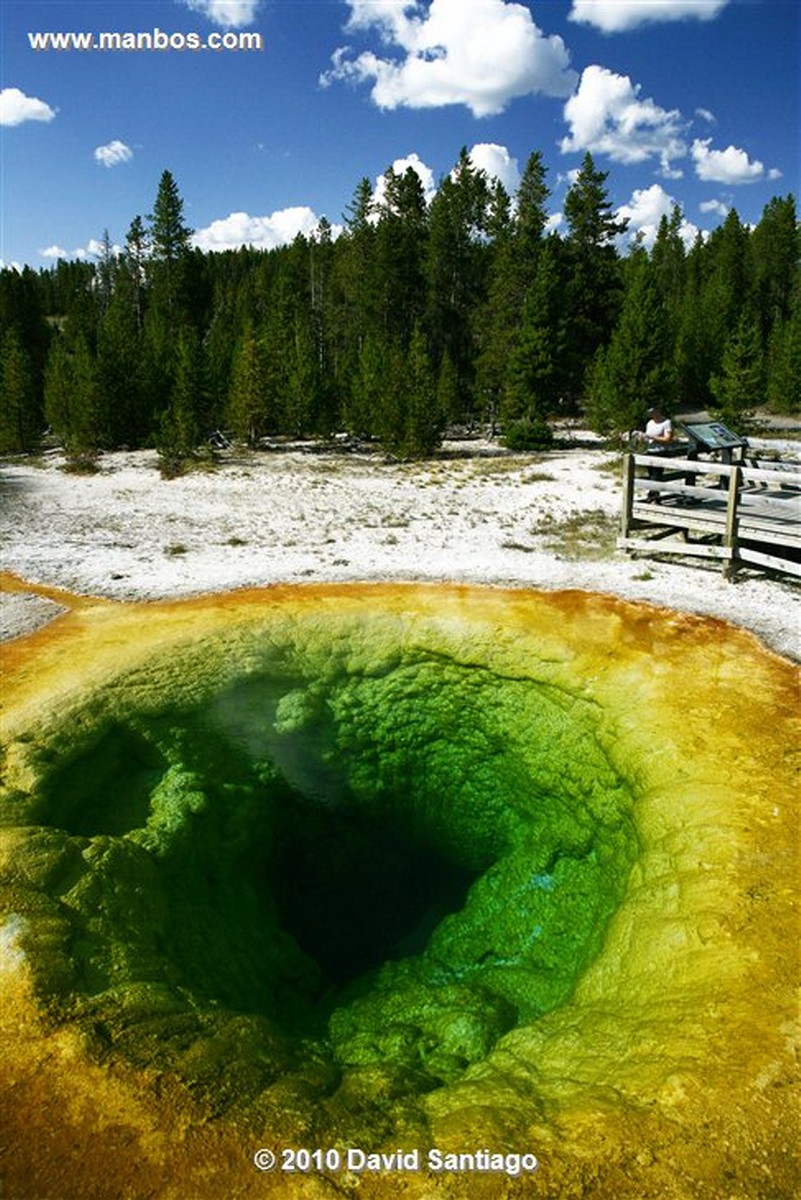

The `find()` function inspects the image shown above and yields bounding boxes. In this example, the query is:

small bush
[62,450,100,475]
[501,419,554,451]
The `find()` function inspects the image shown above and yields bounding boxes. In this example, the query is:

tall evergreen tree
[501,236,565,431]
[96,256,147,447]
[148,170,193,320]
[124,215,149,332]
[157,324,204,467]
[515,150,550,269]
[227,322,269,445]
[563,153,627,406]
[402,323,442,458]
[425,148,490,414]
[0,328,40,452]
[766,297,801,414]
[374,165,428,348]
[710,309,765,429]
[585,251,673,434]
[44,332,107,454]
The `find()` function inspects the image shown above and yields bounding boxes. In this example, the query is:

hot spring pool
[0,581,798,1198]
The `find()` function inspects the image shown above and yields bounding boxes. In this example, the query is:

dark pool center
[18,621,639,1119]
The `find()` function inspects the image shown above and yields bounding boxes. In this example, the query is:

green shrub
[501,418,554,451]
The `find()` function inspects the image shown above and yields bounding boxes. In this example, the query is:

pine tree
[157,324,203,470]
[402,323,441,458]
[345,332,385,438]
[585,251,673,435]
[710,309,765,430]
[501,236,565,433]
[44,333,106,456]
[148,170,193,320]
[436,352,460,426]
[751,195,799,339]
[94,229,117,315]
[766,301,801,414]
[227,323,269,446]
[562,153,627,406]
[0,328,40,452]
[515,150,550,268]
[426,148,491,409]
[124,215,149,332]
[375,165,428,348]
[96,259,146,447]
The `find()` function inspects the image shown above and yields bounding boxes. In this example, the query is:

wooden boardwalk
[619,452,801,579]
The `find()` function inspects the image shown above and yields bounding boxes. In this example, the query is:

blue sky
[1,1,798,267]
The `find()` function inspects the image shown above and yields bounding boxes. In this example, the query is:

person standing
[635,406,674,501]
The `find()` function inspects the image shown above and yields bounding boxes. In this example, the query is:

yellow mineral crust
[0,577,798,1199]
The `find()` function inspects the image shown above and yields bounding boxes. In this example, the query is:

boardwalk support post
[724,465,742,579]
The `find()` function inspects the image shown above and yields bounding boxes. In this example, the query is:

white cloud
[700,198,729,217]
[468,143,520,193]
[0,87,56,127]
[568,1,729,34]
[691,137,764,184]
[695,107,717,125]
[321,0,577,117]
[615,184,699,250]
[40,238,121,261]
[767,167,783,181]
[561,65,686,173]
[192,207,340,253]
[182,1,261,28]
[545,212,563,234]
[94,140,133,168]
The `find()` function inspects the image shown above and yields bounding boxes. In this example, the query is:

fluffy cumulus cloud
[700,198,729,217]
[615,184,699,249]
[568,0,729,34]
[192,207,338,253]
[0,87,56,127]
[321,0,577,117]
[691,137,764,184]
[40,237,121,261]
[182,1,261,27]
[561,66,686,174]
[467,143,521,193]
[94,140,133,168]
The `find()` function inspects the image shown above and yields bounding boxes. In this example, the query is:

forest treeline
[1,150,798,464]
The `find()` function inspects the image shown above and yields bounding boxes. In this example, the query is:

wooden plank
[738,524,801,550]
[632,454,737,476]
[632,480,731,502]
[631,505,727,535]
[617,537,731,560]
[742,465,801,487]
[737,545,801,578]
[738,492,801,518]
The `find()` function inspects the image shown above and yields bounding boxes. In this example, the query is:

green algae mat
[1,578,798,1198]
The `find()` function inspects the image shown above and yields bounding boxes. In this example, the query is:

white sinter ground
[1,436,798,660]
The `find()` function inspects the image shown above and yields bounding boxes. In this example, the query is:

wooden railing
[619,453,801,578]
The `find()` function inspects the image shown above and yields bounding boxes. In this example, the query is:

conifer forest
[1,151,798,464]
